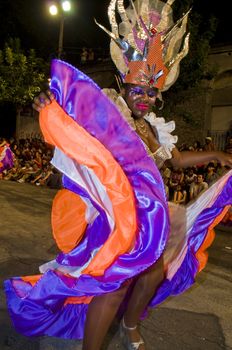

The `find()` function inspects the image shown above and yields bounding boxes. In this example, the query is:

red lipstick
[136,103,149,111]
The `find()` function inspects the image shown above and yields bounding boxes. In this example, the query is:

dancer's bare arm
[171,147,232,168]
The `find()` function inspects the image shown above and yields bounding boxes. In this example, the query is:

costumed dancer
[0,139,14,176]
[4,1,232,350]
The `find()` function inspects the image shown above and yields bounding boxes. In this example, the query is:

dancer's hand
[32,90,55,112]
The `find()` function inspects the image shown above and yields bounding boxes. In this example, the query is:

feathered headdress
[95,0,190,91]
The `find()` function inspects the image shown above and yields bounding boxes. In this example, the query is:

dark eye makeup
[129,87,157,98]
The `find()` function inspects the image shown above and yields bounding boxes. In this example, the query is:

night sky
[0,0,230,60]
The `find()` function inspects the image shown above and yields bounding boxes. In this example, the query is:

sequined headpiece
[95,0,190,91]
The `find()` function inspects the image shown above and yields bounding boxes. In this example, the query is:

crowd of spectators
[161,162,226,204]
[0,135,231,207]
[161,136,231,205]
[0,136,62,189]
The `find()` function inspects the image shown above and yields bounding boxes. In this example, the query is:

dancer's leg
[82,283,130,350]
[123,256,164,347]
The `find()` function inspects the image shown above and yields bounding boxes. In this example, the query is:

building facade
[207,45,232,150]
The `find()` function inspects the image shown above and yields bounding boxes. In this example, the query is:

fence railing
[209,130,228,151]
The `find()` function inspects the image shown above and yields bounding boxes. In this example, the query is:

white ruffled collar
[144,113,178,154]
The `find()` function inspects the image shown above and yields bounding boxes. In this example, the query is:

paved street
[0,181,231,350]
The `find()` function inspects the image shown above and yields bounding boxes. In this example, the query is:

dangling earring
[114,74,123,92]
[158,99,164,110]
[156,91,164,110]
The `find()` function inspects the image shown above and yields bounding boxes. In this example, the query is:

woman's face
[123,84,158,119]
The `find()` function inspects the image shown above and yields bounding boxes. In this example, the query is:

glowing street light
[48,1,72,58]
[49,4,58,16]
[62,1,71,12]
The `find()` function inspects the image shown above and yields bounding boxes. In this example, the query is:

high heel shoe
[119,317,145,350]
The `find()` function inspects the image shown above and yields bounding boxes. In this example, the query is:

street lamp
[49,1,72,58]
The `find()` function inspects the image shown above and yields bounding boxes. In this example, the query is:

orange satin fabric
[22,275,42,286]
[196,205,230,272]
[39,100,137,276]
[64,295,93,306]
[52,189,87,253]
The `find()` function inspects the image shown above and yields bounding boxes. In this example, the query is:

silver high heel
[119,317,145,350]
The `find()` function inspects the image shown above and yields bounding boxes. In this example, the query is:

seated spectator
[31,165,53,186]
[193,141,201,152]
[172,184,187,205]
[204,136,215,152]
[189,173,208,201]
[215,163,227,177]
[4,166,21,182]
[34,150,43,168]
[184,167,197,186]
[21,145,32,161]
[184,167,197,201]
[205,162,219,186]
[160,164,171,180]
[169,168,184,197]
[26,163,42,182]
[17,162,35,183]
